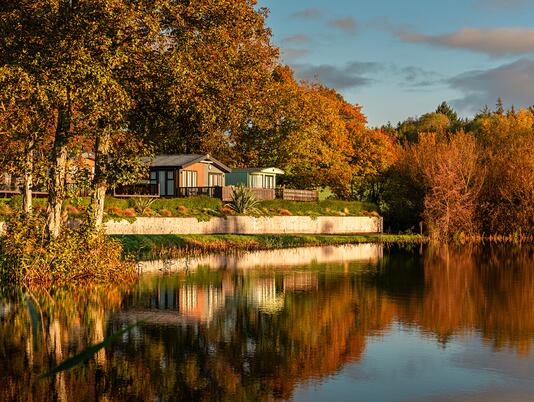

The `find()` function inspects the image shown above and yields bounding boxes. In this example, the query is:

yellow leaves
[241,66,390,197]
[475,108,534,147]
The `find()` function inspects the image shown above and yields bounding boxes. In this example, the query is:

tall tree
[0,0,162,234]
[131,0,278,159]
[409,132,485,239]
[233,66,380,197]
[435,101,460,127]
[471,109,534,233]
[0,67,52,214]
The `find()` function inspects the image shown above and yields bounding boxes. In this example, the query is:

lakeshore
[115,233,425,260]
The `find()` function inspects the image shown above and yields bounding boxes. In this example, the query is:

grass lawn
[115,233,424,260]
[1,196,378,220]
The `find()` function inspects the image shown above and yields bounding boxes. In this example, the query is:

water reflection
[1,244,533,401]
[137,243,383,273]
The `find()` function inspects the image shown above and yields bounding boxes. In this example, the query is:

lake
[1,243,533,401]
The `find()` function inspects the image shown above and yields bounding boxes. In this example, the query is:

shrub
[129,197,156,215]
[159,208,173,217]
[0,214,136,290]
[177,205,189,214]
[0,203,13,217]
[219,206,235,216]
[225,186,261,214]
[143,207,155,216]
[122,208,137,218]
[106,206,124,216]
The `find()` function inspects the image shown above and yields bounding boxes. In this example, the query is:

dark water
[1,244,534,402]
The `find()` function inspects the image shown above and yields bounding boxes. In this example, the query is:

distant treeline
[363,101,534,239]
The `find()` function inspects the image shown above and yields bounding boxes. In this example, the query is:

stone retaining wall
[0,216,383,236]
[105,216,383,235]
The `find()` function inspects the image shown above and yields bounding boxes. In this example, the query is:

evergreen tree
[435,101,459,125]
[496,97,505,115]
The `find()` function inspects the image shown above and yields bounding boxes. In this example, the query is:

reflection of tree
[98,273,397,401]
[2,246,534,401]
[392,245,534,354]
[0,285,130,401]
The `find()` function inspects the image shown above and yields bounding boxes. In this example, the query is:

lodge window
[181,170,198,187]
[264,175,275,189]
[250,175,263,188]
[208,173,223,187]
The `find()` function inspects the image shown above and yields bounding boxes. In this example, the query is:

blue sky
[258,0,534,126]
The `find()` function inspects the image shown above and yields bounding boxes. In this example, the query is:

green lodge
[225,167,284,189]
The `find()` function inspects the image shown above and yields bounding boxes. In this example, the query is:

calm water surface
[1,244,534,401]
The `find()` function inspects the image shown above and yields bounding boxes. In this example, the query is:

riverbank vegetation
[362,102,534,240]
[115,234,424,260]
[0,215,136,290]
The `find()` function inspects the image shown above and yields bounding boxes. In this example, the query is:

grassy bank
[1,196,378,221]
[114,234,425,260]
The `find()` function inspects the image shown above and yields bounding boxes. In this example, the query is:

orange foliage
[233,65,396,198]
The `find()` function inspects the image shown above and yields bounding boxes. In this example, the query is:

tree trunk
[46,108,70,240]
[22,144,34,215]
[91,130,111,229]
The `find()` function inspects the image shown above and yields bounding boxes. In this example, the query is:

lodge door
[150,169,175,196]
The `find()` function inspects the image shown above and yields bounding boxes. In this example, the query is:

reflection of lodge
[148,282,227,323]
[246,277,285,314]
[140,272,322,324]
[283,272,318,292]
[179,285,225,322]
[245,272,320,314]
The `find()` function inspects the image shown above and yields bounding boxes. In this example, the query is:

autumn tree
[131,0,278,160]
[435,101,461,129]
[349,128,398,202]
[233,66,378,197]
[0,0,164,234]
[471,109,534,234]
[401,132,485,239]
[0,67,53,214]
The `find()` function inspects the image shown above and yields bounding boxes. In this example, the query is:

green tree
[435,101,460,127]
[0,67,52,214]
[0,0,162,234]
[131,0,279,161]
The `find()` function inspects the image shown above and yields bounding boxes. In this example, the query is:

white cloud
[399,28,534,56]
[397,28,534,56]
[328,18,358,35]
[282,35,311,44]
[293,62,379,89]
[291,8,322,19]
[448,59,534,112]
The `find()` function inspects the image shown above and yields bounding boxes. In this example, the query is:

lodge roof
[230,167,285,175]
[146,154,231,173]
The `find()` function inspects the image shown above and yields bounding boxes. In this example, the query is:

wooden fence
[276,188,319,202]
[177,187,223,199]
[114,183,160,198]
[222,186,275,202]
